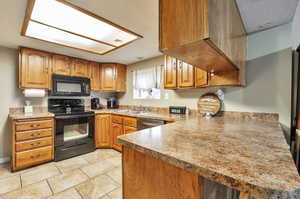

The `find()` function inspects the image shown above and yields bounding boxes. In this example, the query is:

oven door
[50,74,90,96]
[54,113,95,161]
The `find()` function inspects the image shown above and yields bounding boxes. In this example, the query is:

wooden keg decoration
[198,93,222,117]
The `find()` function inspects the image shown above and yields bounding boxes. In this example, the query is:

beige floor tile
[0,175,21,195]
[106,167,122,185]
[99,195,110,199]
[108,187,122,199]
[47,169,88,194]
[76,175,118,199]
[0,166,18,180]
[105,150,121,158]
[21,165,61,186]
[55,156,89,173]
[106,156,122,167]
[47,188,82,199]
[82,150,114,164]
[2,180,52,199]
[81,159,115,178]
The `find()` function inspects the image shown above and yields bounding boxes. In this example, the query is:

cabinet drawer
[15,120,52,131]
[15,146,52,169]
[16,137,53,152]
[112,115,123,124]
[16,129,52,141]
[124,126,138,134]
[123,117,137,128]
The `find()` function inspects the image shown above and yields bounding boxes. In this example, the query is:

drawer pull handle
[30,142,41,146]
[30,154,41,159]
[31,133,41,137]
[30,124,41,128]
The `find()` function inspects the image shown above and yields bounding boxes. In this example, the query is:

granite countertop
[9,108,54,120]
[118,116,300,199]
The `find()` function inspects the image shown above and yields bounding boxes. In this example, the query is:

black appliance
[137,118,165,130]
[50,74,90,96]
[169,106,187,115]
[48,99,95,161]
[107,96,118,109]
[91,98,101,110]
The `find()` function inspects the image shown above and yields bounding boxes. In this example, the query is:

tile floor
[0,149,122,199]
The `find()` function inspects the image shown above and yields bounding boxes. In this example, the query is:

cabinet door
[19,48,50,89]
[71,59,90,77]
[164,56,177,89]
[115,64,126,92]
[112,123,123,151]
[124,126,138,134]
[90,62,101,91]
[52,55,71,76]
[95,114,111,148]
[177,60,194,88]
[101,64,116,91]
[195,67,208,87]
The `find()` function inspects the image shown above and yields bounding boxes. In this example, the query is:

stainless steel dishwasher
[137,118,165,130]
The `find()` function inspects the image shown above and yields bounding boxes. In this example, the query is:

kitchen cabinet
[52,55,71,76]
[71,58,90,77]
[95,114,111,148]
[159,0,246,85]
[19,47,126,92]
[115,64,126,92]
[164,56,177,89]
[164,56,240,89]
[112,123,123,151]
[101,63,126,92]
[101,64,116,91]
[11,118,54,171]
[19,48,51,89]
[195,67,208,87]
[90,62,101,91]
[177,60,194,88]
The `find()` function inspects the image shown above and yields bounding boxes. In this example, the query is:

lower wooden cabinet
[112,123,123,151]
[124,126,138,134]
[95,114,111,148]
[11,118,54,171]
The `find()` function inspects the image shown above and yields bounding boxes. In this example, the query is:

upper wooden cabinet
[101,64,126,92]
[195,67,208,88]
[177,60,194,88]
[115,64,126,92]
[52,55,71,76]
[19,47,126,92]
[101,64,116,91]
[164,55,239,89]
[71,59,90,77]
[164,56,177,89]
[95,114,111,148]
[159,0,246,82]
[90,62,101,91]
[19,48,51,89]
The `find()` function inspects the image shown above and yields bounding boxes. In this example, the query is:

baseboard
[0,157,10,164]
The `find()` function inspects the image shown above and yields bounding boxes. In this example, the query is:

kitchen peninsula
[118,115,300,199]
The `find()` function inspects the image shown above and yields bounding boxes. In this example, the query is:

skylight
[21,0,142,55]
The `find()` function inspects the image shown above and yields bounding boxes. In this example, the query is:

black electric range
[48,99,95,161]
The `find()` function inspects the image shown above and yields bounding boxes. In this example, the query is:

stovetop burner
[48,98,93,116]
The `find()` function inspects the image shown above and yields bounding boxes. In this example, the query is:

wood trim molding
[21,0,143,55]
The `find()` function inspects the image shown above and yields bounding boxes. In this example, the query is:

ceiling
[0,0,298,65]
[236,0,299,33]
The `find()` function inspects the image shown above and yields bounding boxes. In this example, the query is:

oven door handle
[55,113,95,119]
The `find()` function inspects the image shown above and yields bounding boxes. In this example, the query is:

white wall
[119,48,292,128]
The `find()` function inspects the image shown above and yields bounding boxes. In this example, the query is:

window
[133,66,162,99]
[22,0,142,55]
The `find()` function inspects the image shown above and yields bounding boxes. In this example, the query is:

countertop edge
[118,134,300,199]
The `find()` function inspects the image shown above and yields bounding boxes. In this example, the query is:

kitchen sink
[116,109,150,115]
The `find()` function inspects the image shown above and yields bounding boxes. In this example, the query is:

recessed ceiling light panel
[22,0,143,55]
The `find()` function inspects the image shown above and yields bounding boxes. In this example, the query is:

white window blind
[133,65,162,99]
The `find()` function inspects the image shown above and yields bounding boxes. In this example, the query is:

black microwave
[50,74,90,96]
